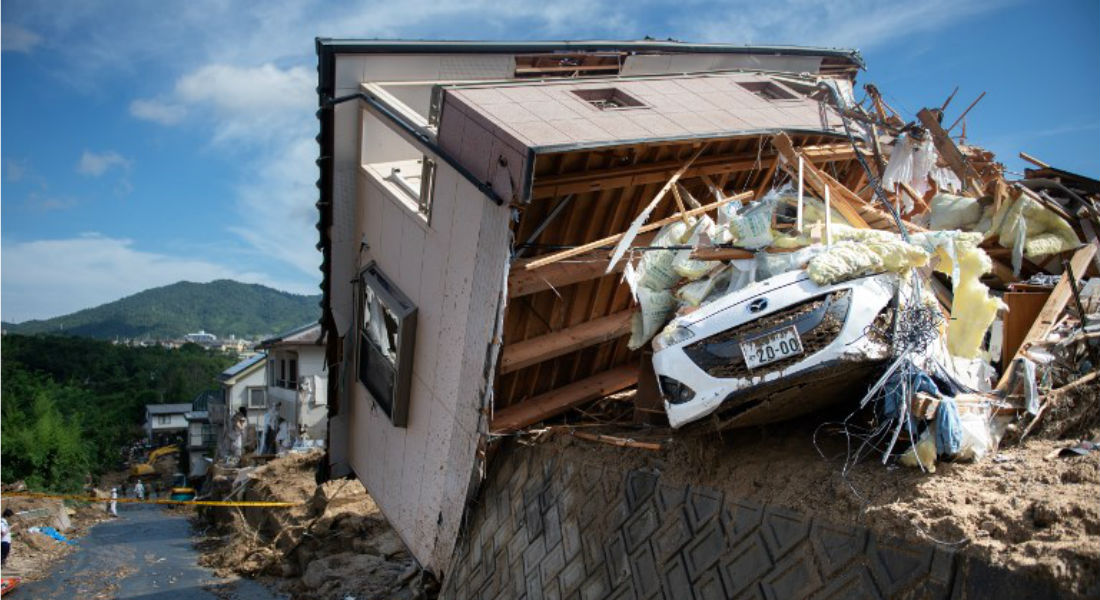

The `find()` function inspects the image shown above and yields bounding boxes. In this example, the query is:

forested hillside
[5,279,320,340]
[0,335,236,492]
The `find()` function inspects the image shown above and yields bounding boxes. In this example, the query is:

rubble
[195,450,436,600]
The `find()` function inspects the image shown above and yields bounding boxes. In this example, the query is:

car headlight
[653,323,695,352]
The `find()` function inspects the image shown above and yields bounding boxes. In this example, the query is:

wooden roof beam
[499,310,632,374]
[490,364,639,433]
[532,143,859,200]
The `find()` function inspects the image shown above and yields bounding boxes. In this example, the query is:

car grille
[684,289,850,379]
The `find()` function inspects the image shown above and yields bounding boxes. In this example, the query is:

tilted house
[314,39,897,574]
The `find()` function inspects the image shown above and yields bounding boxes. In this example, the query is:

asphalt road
[17,503,285,600]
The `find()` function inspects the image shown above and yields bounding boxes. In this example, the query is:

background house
[185,390,219,478]
[143,403,191,445]
[258,322,327,443]
[212,352,267,458]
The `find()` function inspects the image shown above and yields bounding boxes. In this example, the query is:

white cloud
[5,158,28,182]
[1,23,42,53]
[0,234,315,322]
[129,98,187,125]
[687,0,1003,50]
[76,150,131,176]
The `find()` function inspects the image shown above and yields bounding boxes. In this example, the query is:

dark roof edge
[314,38,864,69]
[259,321,325,348]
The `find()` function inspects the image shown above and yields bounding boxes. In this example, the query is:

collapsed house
[312,39,1099,583]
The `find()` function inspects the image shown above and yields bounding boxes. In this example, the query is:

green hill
[6,280,321,340]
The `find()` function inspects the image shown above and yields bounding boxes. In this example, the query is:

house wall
[149,414,188,430]
[224,366,267,431]
[346,155,511,573]
[266,346,328,441]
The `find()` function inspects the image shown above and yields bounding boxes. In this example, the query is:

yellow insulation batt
[987,192,1080,258]
[913,232,1005,359]
[804,228,1001,359]
[805,227,928,285]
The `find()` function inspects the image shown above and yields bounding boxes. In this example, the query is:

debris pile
[0,482,110,583]
[196,450,437,600]
[516,81,1098,477]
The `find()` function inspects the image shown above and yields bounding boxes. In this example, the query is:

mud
[540,393,1100,597]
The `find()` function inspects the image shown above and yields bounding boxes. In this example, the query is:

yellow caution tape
[2,490,301,508]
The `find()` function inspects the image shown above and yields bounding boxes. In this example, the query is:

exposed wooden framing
[916,108,982,192]
[898,181,930,215]
[771,133,871,229]
[946,91,986,133]
[607,144,708,269]
[490,364,639,433]
[499,310,632,374]
[691,246,801,261]
[753,157,780,199]
[531,143,858,200]
[995,243,1098,392]
[523,191,754,270]
[1018,151,1050,169]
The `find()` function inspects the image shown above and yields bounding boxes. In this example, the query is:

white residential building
[259,322,328,443]
[143,403,191,445]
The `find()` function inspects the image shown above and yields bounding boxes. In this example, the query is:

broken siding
[348,158,509,573]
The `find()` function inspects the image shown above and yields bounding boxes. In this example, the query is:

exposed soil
[195,450,436,600]
[1,486,113,583]
[540,384,1100,598]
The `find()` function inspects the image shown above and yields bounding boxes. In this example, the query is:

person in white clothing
[2,508,13,566]
[134,480,145,501]
[109,488,119,516]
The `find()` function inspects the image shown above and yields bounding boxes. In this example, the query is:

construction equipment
[128,444,179,479]
[168,473,196,501]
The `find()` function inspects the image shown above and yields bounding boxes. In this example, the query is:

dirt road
[16,503,284,599]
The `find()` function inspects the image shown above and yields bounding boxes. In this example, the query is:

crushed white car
[653,269,898,430]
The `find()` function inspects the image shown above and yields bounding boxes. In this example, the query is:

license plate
[740,326,804,369]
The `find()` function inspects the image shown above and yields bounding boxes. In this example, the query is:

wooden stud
[523,191,753,270]
[489,364,639,433]
[995,243,1099,392]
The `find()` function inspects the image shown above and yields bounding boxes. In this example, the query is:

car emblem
[749,298,768,313]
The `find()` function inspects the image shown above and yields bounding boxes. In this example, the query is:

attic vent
[737,81,798,101]
[571,88,647,110]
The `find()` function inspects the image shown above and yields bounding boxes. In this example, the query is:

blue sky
[1,0,1097,322]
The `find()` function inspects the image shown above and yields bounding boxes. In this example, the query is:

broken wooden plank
[509,231,658,298]
[569,430,662,451]
[490,364,638,433]
[499,310,633,374]
[523,191,753,270]
[898,181,930,215]
[690,246,801,261]
[995,243,1099,392]
[771,133,872,229]
[916,108,982,191]
[1018,151,1050,169]
[607,145,708,270]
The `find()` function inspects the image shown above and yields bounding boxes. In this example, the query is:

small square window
[737,81,798,101]
[357,262,417,427]
[248,388,267,409]
[571,88,647,111]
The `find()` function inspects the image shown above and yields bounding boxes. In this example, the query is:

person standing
[109,488,119,516]
[2,508,13,566]
[134,480,145,501]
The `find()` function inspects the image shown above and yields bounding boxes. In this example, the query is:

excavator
[128,445,196,500]
[128,444,179,479]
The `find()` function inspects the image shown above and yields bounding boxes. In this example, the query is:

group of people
[223,402,294,464]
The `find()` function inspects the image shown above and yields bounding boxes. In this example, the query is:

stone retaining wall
[441,442,1062,599]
